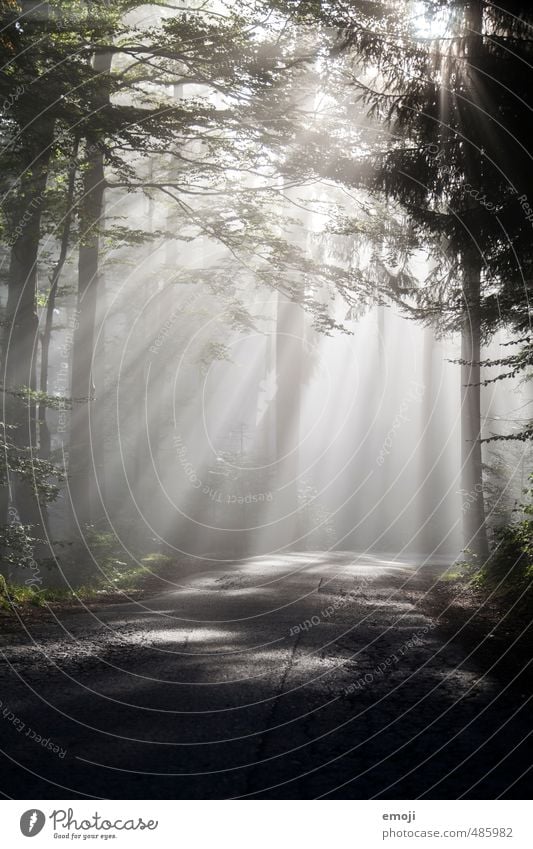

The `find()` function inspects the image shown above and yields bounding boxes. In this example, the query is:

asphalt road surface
[0,553,531,799]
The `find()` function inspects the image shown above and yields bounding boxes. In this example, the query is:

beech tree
[0,1,361,575]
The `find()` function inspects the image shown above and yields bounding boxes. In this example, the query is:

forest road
[0,552,531,799]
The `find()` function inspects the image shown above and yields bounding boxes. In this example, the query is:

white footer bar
[3,800,530,848]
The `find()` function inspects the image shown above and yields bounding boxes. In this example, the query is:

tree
[0,0,94,552]
[2,1,365,574]
[61,2,371,543]
[280,0,533,559]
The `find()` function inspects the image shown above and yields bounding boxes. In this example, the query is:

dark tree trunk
[39,137,79,460]
[68,51,112,534]
[459,0,489,561]
[461,253,489,561]
[2,125,55,569]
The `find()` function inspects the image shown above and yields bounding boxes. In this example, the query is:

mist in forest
[43,193,530,570]
[1,0,531,588]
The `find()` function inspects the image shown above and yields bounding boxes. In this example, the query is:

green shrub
[480,479,533,606]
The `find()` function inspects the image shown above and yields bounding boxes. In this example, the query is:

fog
[8,4,528,582]
[46,192,530,567]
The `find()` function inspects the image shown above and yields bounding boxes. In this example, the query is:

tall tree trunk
[419,328,438,555]
[275,292,304,549]
[460,0,489,561]
[1,125,54,571]
[39,137,79,460]
[68,50,112,535]
[461,251,489,560]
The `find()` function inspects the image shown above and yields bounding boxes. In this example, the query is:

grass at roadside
[0,566,150,610]
[0,552,202,616]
